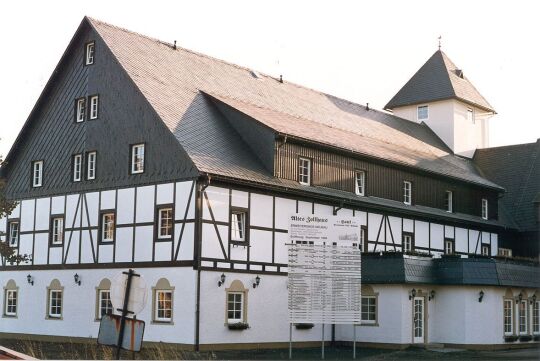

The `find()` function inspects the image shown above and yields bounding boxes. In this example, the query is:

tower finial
[438,35,442,51]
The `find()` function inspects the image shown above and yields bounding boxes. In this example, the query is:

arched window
[95,278,113,320]
[3,280,18,318]
[152,278,174,323]
[225,280,248,324]
[46,279,64,319]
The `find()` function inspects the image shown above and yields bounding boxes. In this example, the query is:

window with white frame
[4,290,17,316]
[32,160,43,187]
[7,221,19,247]
[155,290,173,322]
[76,98,86,122]
[481,198,488,220]
[445,191,453,213]
[51,217,64,245]
[85,42,95,65]
[417,105,428,120]
[157,207,173,239]
[89,95,99,119]
[533,300,539,335]
[498,248,513,257]
[403,233,413,252]
[231,210,247,242]
[403,181,412,205]
[467,108,475,124]
[503,299,513,335]
[355,171,365,196]
[131,144,145,174]
[98,290,113,319]
[481,244,490,256]
[73,154,82,182]
[361,296,377,324]
[444,239,454,255]
[227,292,243,323]
[298,157,311,185]
[87,151,96,180]
[519,299,528,334]
[101,213,115,243]
[48,290,62,318]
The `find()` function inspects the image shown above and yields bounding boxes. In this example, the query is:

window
[467,108,475,124]
[444,239,454,255]
[403,233,414,252]
[403,181,412,205]
[4,290,17,317]
[533,300,539,335]
[76,98,86,122]
[157,207,173,239]
[100,212,115,243]
[504,299,513,335]
[73,154,82,182]
[481,244,490,256]
[131,144,145,174]
[89,95,99,119]
[360,226,367,252]
[85,42,95,65]
[519,300,528,335]
[98,290,113,319]
[298,157,311,185]
[155,291,173,322]
[32,160,43,187]
[51,217,64,245]
[361,296,377,324]
[227,292,243,323]
[7,221,19,247]
[87,151,96,180]
[481,198,488,220]
[49,290,62,318]
[417,105,428,120]
[445,191,453,213]
[230,209,247,243]
[498,248,513,257]
[355,171,365,196]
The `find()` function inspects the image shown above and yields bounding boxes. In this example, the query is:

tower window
[417,105,428,121]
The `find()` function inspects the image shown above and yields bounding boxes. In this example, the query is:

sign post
[287,214,362,359]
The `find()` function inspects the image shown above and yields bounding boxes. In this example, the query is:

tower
[385,50,496,158]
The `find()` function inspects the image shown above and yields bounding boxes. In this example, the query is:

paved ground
[1,338,539,360]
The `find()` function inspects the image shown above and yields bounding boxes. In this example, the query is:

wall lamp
[530,294,537,305]
[253,275,261,289]
[74,273,81,286]
[478,290,484,303]
[428,290,436,301]
[27,274,34,286]
[218,273,226,287]
[516,292,523,304]
[409,288,416,300]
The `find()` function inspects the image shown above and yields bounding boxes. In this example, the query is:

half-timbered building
[1,17,538,350]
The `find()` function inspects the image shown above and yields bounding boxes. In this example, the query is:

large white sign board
[288,214,361,324]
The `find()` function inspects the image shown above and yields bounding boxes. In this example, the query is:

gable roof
[85,17,501,191]
[385,50,495,113]
[474,140,540,232]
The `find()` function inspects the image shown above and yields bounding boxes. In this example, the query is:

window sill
[226,322,249,330]
[46,316,63,321]
[151,320,174,326]
[359,322,379,327]
[2,314,17,319]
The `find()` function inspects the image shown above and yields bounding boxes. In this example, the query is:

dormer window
[298,157,311,185]
[89,95,99,119]
[417,105,428,121]
[85,42,95,65]
[403,181,412,205]
[467,108,475,124]
[355,171,365,196]
[75,98,86,122]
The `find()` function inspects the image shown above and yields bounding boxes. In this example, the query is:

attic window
[417,105,428,121]
[85,42,95,65]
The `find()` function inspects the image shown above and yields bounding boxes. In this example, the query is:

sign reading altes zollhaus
[288,215,362,325]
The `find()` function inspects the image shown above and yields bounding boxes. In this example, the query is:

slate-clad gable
[3,21,198,199]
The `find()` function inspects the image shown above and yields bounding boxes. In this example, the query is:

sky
[0,0,539,157]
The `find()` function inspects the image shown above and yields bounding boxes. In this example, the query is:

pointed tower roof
[385,50,495,113]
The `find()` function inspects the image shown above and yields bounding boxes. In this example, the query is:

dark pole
[116,269,137,360]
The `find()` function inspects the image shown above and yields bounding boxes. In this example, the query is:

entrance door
[413,297,425,343]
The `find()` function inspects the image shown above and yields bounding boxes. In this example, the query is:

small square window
[444,239,454,255]
[7,221,19,247]
[32,160,43,187]
[231,210,247,242]
[73,154,82,182]
[355,171,365,196]
[298,157,311,185]
[75,98,86,122]
[100,212,115,243]
[481,244,490,256]
[403,181,412,205]
[51,217,64,245]
[87,151,97,180]
[89,95,99,119]
[157,208,173,239]
[131,144,145,174]
[85,42,95,65]
[417,105,428,120]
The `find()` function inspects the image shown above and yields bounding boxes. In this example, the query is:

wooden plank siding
[275,141,499,220]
